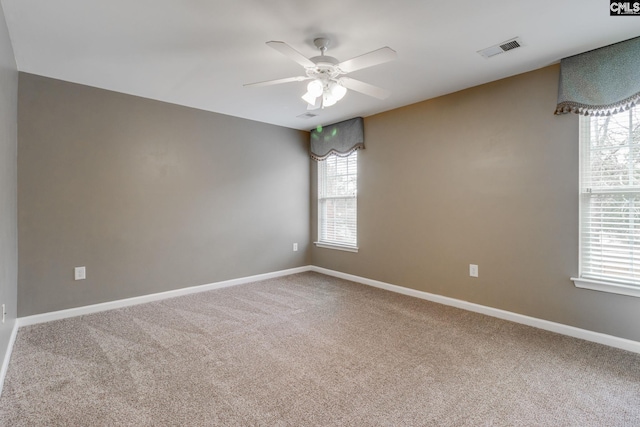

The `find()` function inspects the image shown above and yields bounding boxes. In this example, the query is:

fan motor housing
[307,56,341,80]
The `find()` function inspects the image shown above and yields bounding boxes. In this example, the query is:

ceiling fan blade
[340,77,391,99]
[266,41,316,68]
[244,76,309,88]
[338,47,397,73]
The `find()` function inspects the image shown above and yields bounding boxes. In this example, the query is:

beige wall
[18,73,310,316]
[0,3,18,364]
[311,65,640,342]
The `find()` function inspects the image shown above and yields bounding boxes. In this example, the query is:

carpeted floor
[0,272,639,426]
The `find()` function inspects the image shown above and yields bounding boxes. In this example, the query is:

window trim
[314,241,359,253]
[317,152,358,251]
[573,107,640,298]
[571,277,640,298]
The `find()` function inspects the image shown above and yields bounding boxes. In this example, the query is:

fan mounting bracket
[313,38,331,55]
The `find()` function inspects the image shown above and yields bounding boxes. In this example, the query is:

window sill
[314,242,359,253]
[571,277,640,298]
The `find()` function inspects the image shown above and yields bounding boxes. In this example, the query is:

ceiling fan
[244,38,397,110]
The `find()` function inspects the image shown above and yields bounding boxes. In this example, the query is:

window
[573,104,640,297]
[316,151,358,252]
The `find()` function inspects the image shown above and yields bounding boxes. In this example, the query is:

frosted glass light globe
[331,82,347,101]
[323,92,337,107]
[307,80,324,97]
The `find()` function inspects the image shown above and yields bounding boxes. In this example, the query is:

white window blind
[318,152,357,248]
[579,104,640,287]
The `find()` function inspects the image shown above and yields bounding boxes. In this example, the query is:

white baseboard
[4,264,638,401]
[310,266,640,355]
[0,320,19,397]
[18,266,313,327]
[14,264,640,355]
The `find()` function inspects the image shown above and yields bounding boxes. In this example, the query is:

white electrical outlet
[293,243,298,252]
[74,266,86,280]
[469,264,479,278]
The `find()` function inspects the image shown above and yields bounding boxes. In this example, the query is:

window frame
[571,106,640,298]
[315,151,359,253]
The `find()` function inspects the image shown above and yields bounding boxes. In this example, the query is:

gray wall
[311,65,640,342]
[16,62,640,343]
[0,3,18,365]
[18,73,310,316]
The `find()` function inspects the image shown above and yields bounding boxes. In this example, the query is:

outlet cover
[74,266,86,280]
[469,264,479,278]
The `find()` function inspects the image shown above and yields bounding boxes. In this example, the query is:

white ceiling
[2,0,639,131]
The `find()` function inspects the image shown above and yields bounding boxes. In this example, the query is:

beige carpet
[0,272,639,426]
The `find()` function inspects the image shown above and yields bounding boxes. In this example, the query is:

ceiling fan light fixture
[307,79,324,97]
[323,92,338,107]
[302,91,318,105]
[329,81,347,101]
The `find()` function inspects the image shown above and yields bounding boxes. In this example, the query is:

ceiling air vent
[477,37,523,59]
[297,112,318,119]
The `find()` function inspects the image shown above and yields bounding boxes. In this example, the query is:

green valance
[555,36,640,116]
[310,117,364,161]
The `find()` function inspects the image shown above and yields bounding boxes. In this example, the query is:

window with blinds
[579,104,640,288]
[318,152,358,249]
